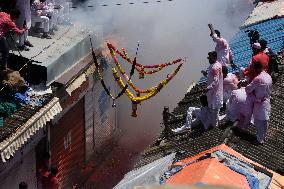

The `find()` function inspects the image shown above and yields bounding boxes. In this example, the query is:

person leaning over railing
[0,9,27,71]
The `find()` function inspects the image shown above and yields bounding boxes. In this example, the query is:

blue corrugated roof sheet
[199,17,284,84]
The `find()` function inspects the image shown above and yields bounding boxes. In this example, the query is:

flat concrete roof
[11,24,103,85]
[241,0,284,27]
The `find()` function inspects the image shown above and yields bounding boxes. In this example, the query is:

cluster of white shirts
[174,61,272,143]
[16,0,71,43]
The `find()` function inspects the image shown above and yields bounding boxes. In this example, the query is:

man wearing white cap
[243,42,269,82]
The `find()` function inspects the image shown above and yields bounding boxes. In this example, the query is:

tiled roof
[141,62,284,174]
[135,64,284,174]
[132,3,284,187]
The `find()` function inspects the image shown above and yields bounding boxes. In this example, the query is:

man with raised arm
[208,23,236,69]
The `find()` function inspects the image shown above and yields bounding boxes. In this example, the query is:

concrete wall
[0,148,37,189]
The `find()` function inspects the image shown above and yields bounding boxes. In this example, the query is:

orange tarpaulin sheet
[166,145,253,189]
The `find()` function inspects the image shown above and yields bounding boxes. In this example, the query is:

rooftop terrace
[134,1,284,176]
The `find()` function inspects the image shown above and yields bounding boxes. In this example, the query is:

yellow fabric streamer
[111,63,182,102]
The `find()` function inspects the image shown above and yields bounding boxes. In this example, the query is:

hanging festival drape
[110,49,183,94]
[90,38,137,102]
[107,42,183,78]
[111,63,183,102]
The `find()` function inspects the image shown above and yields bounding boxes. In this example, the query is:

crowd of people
[0,0,71,71]
[173,24,278,146]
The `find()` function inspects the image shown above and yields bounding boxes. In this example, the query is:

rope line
[71,0,174,8]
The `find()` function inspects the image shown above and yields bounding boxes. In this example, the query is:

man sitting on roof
[204,51,223,129]
[172,95,210,133]
[245,62,272,145]
[31,0,55,39]
[242,42,269,82]
[0,9,27,71]
[47,0,65,25]
[222,66,238,106]
[208,23,236,69]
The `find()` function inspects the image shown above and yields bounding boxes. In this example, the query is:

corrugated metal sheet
[50,98,85,188]
[241,0,284,28]
[230,17,284,66]
[199,17,284,83]
[0,97,62,163]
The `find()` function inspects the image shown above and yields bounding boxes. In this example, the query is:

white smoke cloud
[71,0,253,151]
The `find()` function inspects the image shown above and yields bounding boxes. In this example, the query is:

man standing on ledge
[208,23,236,69]
[203,51,223,130]
[0,9,27,70]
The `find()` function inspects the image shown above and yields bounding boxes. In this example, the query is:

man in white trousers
[204,51,223,130]
[222,66,239,105]
[16,0,34,51]
[245,61,272,145]
[31,0,55,38]
[172,95,210,133]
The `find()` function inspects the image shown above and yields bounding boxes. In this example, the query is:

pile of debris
[0,70,52,127]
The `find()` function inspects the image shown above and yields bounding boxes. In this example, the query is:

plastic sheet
[114,153,176,189]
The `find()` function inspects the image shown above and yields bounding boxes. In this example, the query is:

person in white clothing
[172,95,210,133]
[226,81,255,132]
[204,51,223,129]
[245,61,272,145]
[222,66,239,105]
[16,0,33,51]
[208,24,236,69]
[31,0,55,38]
[226,87,246,122]
[47,0,66,25]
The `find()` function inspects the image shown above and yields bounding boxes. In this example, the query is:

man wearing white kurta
[245,62,272,144]
[226,87,246,122]
[31,0,55,38]
[226,86,254,131]
[222,66,238,104]
[172,95,210,133]
[208,24,236,69]
[47,0,66,25]
[205,51,223,129]
[16,0,33,50]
